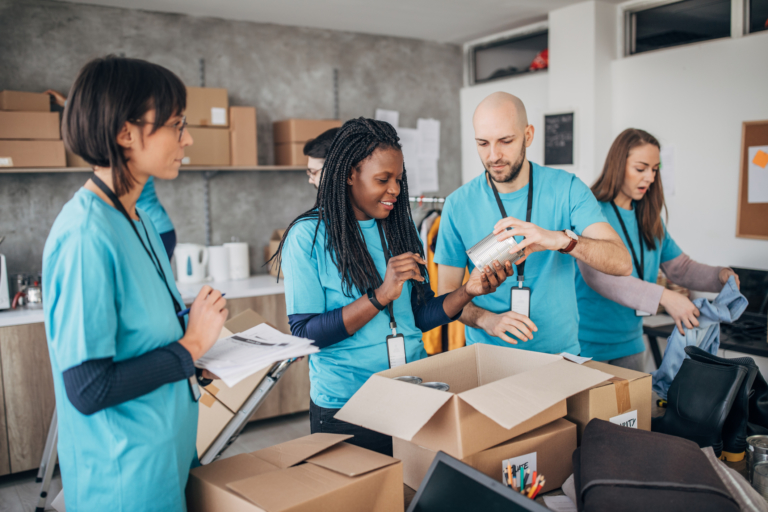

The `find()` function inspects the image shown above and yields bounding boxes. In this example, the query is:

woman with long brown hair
[574,128,738,371]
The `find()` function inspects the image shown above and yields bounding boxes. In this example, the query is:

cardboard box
[197,386,236,457]
[184,127,230,166]
[566,361,652,444]
[186,87,228,127]
[187,434,404,512]
[66,150,91,168]
[229,106,257,166]
[395,418,576,492]
[274,142,306,166]
[273,119,342,144]
[0,111,60,140]
[0,140,65,168]
[0,90,50,112]
[337,344,612,459]
[264,229,286,278]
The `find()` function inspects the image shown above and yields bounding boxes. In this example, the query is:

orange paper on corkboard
[753,149,768,169]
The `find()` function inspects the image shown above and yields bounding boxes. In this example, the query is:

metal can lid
[748,436,768,450]
[421,381,450,392]
[393,376,423,385]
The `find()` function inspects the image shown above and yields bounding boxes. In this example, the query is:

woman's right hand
[375,252,426,305]
[660,288,699,336]
[179,285,228,361]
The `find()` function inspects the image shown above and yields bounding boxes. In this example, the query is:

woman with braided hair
[272,117,513,454]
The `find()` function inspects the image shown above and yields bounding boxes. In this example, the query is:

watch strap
[367,289,387,311]
[559,231,578,254]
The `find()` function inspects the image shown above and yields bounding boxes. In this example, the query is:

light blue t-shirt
[136,176,174,234]
[282,217,427,409]
[43,188,196,512]
[575,201,682,361]
[434,162,607,355]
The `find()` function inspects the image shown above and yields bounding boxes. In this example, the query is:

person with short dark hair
[43,56,228,512]
[303,127,339,188]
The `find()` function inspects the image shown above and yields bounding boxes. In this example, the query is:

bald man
[436,92,631,355]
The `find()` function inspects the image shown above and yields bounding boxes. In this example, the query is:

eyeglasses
[129,115,187,142]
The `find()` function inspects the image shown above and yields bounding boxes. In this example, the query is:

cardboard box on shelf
[197,386,235,458]
[274,142,306,166]
[183,127,230,166]
[337,344,612,459]
[187,434,404,512]
[0,111,60,140]
[66,150,90,168]
[395,418,576,492]
[566,361,652,444]
[264,230,286,278]
[186,87,228,127]
[0,140,65,168]
[229,106,257,166]
[273,119,342,144]
[0,90,50,112]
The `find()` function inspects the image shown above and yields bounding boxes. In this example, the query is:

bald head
[473,92,528,132]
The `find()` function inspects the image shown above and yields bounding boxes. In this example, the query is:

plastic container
[466,231,524,270]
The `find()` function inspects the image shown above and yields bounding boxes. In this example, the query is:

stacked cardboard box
[0,90,65,168]
[183,87,230,166]
[229,106,258,166]
[273,119,342,166]
[264,229,286,278]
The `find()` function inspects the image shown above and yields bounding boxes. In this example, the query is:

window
[748,0,768,33]
[471,31,548,84]
[628,0,732,55]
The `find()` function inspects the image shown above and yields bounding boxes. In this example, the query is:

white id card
[635,310,652,317]
[511,287,531,317]
[387,334,407,368]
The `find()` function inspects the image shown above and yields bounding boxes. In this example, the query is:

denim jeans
[309,399,392,456]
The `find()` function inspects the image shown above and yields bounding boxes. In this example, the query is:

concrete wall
[0,0,463,277]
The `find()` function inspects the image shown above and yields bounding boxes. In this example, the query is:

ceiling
[60,0,621,44]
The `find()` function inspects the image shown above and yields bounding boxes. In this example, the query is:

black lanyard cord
[487,165,534,285]
[610,201,644,281]
[375,221,397,333]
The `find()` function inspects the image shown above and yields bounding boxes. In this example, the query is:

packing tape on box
[609,377,632,414]
[200,393,216,408]
[206,384,220,396]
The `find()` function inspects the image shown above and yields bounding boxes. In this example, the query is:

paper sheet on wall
[417,118,440,159]
[375,109,400,129]
[660,146,675,197]
[748,146,768,203]
[398,127,421,194]
[417,157,439,193]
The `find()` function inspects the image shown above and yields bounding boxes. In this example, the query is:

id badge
[635,310,652,317]
[387,334,407,368]
[511,287,531,317]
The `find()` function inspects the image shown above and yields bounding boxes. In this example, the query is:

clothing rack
[408,196,445,204]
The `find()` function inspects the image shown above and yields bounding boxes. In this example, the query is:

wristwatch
[367,288,387,311]
[559,229,579,254]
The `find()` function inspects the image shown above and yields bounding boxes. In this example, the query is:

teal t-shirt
[43,188,196,512]
[575,201,682,361]
[282,217,427,409]
[434,162,607,355]
[136,176,174,234]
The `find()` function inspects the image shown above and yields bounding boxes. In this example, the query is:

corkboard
[736,120,768,240]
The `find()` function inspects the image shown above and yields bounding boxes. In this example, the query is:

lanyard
[487,166,534,286]
[610,201,644,281]
[375,221,398,336]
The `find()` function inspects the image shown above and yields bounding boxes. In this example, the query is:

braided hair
[270,117,427,299]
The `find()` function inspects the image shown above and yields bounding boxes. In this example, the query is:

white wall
[459,72,549,184]
[612,31,768,270]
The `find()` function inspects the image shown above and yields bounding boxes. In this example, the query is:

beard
[485,138,526,183]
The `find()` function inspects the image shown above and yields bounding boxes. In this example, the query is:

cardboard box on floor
[566,361,652,444]
[186,87,229,127]
[0,140,65,168]
[273,119,342,145]
[183,127,230,166]
[0,111,60,140]
[337,344,612,459]
[274,142,306,166]
[66,150,91,168]
[229,106,257,166]
[0,90,50,111]
[264,229,286,278]
[187,433,404,512]
[395,418,576,493]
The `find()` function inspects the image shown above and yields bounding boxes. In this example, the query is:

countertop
[0,275,285,328]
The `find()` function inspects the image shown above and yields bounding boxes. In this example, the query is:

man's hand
[477,310,538,345]
[492,216,570,264]
[719,268,740,289]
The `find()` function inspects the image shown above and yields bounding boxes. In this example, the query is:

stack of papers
[196,323,318,387]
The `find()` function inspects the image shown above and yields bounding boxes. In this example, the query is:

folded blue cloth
[652,276,748,399]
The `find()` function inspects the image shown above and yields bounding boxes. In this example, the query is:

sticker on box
[501,451,536,486]
[609,409,638,428]
[211,107,227,125]
[0,157,12,167]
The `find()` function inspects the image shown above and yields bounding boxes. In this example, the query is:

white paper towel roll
[208,245,230,282]
[224,242,249,280]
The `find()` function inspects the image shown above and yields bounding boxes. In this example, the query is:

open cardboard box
[187,433,403,512]
[337,344,612,459]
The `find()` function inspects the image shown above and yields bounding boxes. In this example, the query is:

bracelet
[367,289,387,311]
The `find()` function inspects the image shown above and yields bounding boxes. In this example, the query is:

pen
[177,293,226,317]
[519,466,524,493]
[507,463,513,487]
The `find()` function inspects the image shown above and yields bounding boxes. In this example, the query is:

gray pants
[600,350,648,372]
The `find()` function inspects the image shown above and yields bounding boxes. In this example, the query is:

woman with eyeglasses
[43,56,227,512]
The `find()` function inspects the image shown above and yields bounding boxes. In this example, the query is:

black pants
[309,399,392,456]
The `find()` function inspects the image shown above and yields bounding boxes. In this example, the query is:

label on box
[501,452,536,485]
[182,157,191,164]
[0,157,12,167]
[211,107,227,125]
[609,409,638,428]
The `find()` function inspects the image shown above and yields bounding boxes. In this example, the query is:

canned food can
[753,461,768,499]
[393,376,423,385]
[466,231,524,271]
[747,435,768,482]
[421,381,450,392]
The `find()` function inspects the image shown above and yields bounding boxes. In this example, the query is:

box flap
[306,442,398,477]
[582,360,650,386]
[458,359,612,429]
[225,309,268,334]
[335,374,454,441]
[191,452,280,489]
[252,433,352,469]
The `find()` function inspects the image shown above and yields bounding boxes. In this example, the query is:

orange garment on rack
[422,216,469,355]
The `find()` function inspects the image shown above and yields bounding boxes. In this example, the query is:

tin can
[466,231,524,271]
[747,435,768,482]
[394,376,423,385]
[753,461,768,499]
[421,381,450,392]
